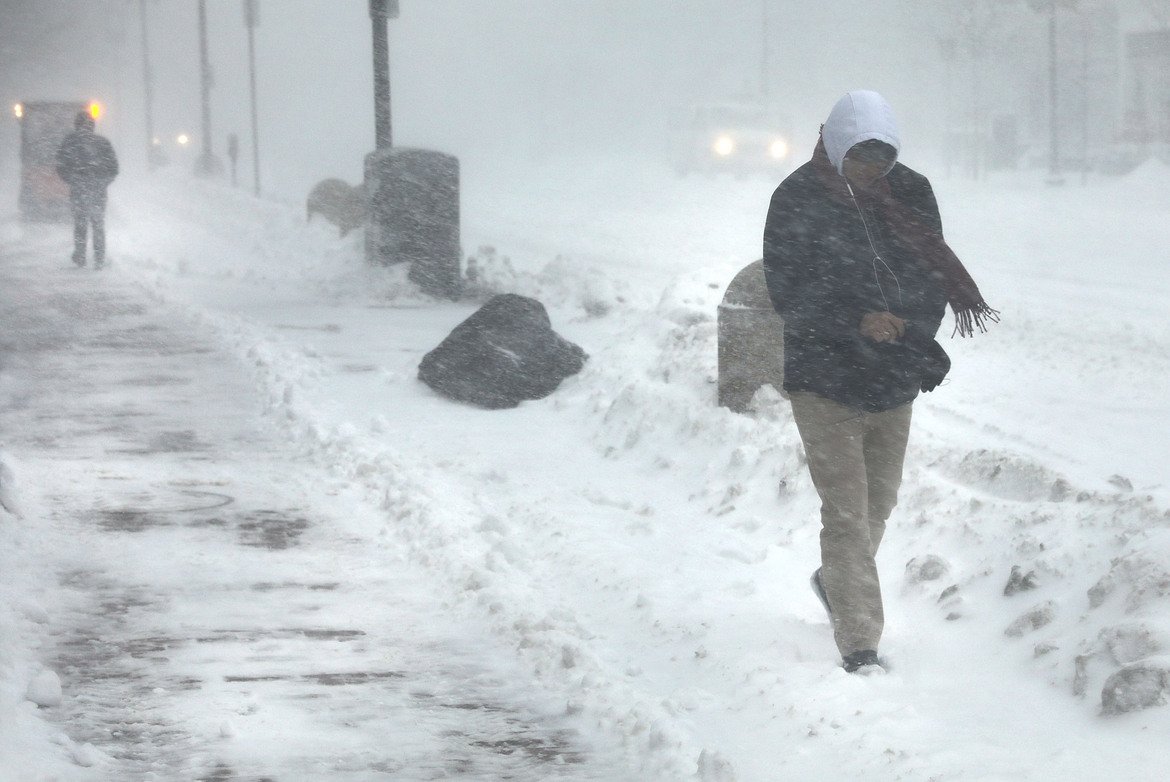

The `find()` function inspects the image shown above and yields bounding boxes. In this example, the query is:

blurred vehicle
[14,100,101,221]
[675,102,792,178]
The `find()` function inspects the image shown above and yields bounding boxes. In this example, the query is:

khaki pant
[789,392,913,657]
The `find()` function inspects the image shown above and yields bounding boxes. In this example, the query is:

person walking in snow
[56,111,119,269]
[762,91,997,673]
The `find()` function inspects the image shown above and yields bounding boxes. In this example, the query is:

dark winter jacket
[55,130,118,196]
[762,159,949,412]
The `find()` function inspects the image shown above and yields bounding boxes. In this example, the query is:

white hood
[822,91,901,176]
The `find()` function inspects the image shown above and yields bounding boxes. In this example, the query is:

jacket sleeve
[762,181,864,341]
[907,174,944,238]
[98,139,119,183]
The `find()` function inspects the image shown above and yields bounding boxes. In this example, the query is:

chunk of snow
[697,749,738,781]
[0,446,24,518]
[26,670,63,707]
[70,742,100,768]
[1004,602,1057,638]
[905,554,950,584]
[1101,658,1170,715]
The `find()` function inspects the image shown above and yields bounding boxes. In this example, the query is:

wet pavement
[0,239,631,780]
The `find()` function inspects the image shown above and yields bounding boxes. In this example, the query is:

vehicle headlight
[713,135,735,157]
[14,103,23,119]
[769,138,789,160]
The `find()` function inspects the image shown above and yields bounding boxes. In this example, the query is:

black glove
[920,340,951,393]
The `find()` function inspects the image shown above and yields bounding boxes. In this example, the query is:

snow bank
[1115,157,1170,203]
[0,448,82,774]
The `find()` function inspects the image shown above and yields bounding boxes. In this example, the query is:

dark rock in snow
[1099,623,1163,666]
[1108,474,1134,492]
[1004,601,1056,637]
[1074,653,1093,698]
[697,749,737,782]
[1088,554,1170,612]
[1048,478,1073,502]
[418,294,587,409]
[905,554,950,584]
[937,583,963,619]
[1004,565,1040,596]
[1101,660,1170,715]
[306,178,365,237]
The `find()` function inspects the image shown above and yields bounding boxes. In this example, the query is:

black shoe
[810,568,833,626]
[73,255,86,268]
[843,649,884,674]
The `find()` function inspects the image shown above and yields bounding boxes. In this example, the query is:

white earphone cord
[845,181,902,313]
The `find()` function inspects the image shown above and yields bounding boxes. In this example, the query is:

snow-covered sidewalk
[0,233,631,780]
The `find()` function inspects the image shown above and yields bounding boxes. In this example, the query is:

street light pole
[137,0,159,170]
[244,0,262,195]
[369,0,398,150]
[1028,0,1075,184]
[194,0,222,177]
[1047,1,1064,184]
[938,37,957,179]
[760,0,771,103]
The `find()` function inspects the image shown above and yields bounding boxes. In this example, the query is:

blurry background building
[1123,29,1170,151]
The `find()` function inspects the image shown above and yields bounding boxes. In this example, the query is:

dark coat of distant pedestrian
[56,112,118,268]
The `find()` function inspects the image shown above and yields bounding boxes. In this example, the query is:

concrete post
[717,259,785,413]
[365,148,462,299]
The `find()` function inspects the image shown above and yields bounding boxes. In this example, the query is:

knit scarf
[812,137,1000,338]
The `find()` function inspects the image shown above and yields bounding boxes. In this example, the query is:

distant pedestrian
[762,91,997,674]
[56,111,119,269]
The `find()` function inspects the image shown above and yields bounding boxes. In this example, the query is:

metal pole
[138,0,158,170]
[760,0,770,102]
[1080,21,1088,185]
[1048,1,1064,184]
[370,0,392,149]
[196,0,217,175]
[245,0,261,195]
[971,54,982,178]
[939,37,956,179]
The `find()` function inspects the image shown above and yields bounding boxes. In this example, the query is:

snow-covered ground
[3,155,1170,780]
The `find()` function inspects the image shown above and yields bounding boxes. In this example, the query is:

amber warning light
[88,102,103,121]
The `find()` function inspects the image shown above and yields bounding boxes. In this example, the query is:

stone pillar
[717,259,785,413]
[364,147,462,299]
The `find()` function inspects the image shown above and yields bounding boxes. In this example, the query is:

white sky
[2,1,1166,199]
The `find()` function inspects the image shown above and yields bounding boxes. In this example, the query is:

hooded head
[821,90,901,176]
[74,111,95,133]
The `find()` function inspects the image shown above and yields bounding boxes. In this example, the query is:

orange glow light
[88,102,102,121]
